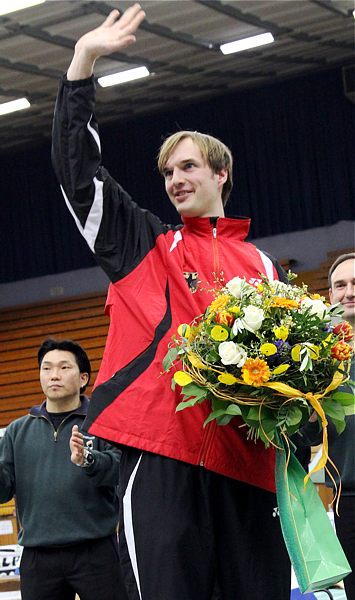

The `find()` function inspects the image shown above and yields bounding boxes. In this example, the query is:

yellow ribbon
[261,366,345,486]
[182,356,347,489]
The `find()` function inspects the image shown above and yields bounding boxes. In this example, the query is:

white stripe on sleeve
[60,177,103,253]
[59,115,104,252]
[256,249,275,281]
[87,114,101,152]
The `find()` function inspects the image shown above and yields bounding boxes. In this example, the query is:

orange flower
[271,297,299,309]
[215,310,235,327]
[331,341,353,362]
[241,358,270,386]
[333,321,353,343]
[209,294,230,313]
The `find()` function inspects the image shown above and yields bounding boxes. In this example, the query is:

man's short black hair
[328,252,355,288]
[37,338,91,393]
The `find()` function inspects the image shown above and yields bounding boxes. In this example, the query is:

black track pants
[335,495,355,600]
[20,534,128,600]
[118,450,291,600]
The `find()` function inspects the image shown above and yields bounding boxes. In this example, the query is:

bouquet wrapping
[276,442,351,593]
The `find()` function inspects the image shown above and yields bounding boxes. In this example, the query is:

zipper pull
[212,227,217,239]
[54,430,58,442]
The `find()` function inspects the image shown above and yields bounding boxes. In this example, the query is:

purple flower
[267,340,291,366]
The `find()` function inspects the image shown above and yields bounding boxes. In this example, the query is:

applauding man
[0,338,126,600]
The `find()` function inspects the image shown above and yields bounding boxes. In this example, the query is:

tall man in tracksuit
[0,338,127,600]
[51,5,291,599]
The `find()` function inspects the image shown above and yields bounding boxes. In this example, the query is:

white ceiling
[0,0,354,153]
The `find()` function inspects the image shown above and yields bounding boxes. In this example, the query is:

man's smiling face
[329,258,355,324]
[163,137,227,218]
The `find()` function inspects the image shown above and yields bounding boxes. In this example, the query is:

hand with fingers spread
[67,3,146,80]
[70,424,85,465]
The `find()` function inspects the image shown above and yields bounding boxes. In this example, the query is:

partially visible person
[295,252,355,600]
[0,338,127,600]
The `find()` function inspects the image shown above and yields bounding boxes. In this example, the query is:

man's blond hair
[157,131,233,206]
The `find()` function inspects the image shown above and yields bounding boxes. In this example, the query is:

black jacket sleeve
[51,75,168,283]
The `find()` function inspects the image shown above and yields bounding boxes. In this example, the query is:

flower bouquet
[163,273,354,593]
[163,274,354,463]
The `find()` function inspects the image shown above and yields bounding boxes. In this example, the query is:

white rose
[225,277,244,299]
[301,297,327,319]
[218,341,247,366]
[242,305,264,333]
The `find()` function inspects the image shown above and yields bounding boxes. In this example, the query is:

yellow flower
[322,334,333,348]
[218,373,238,385]
[188,353,207,370]
[257,283,263,292]
[260,343,277,356]
[271,297,299,309]
[208,294,230,313]
[174,371,193,386]
[291,345,301,361]
[291,343,319,362]
[307,344,320,360]
[273,325,289,341]
[177,323,191,338]
[210,325,229,341]
[272,364,290,375]
[241,358,270,386]
[229,305,241,316]
[311,293,321,300]
[189,325,201,341]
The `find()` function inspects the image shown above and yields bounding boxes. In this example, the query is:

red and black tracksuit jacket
[52,75,287,492]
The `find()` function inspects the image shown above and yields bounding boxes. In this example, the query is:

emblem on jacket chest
[183,271,198,293]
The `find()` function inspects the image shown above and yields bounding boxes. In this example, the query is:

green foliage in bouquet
[163,274,354,448]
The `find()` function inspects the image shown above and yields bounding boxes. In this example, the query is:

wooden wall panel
[0,292,108,428]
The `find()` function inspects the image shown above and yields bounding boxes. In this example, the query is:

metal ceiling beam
[2,20,166,73]
[89,1,217,50]
[0,55,61,80]
[195,0,291,36]
[196,0,353,52]
[292,31,354,50]
[310,0,351,17]
[0,83,47,102]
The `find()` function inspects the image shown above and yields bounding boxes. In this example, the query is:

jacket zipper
[198,419,217,466]
[197,220,220,465]
[33,414,58,441]
[211,219,220,283]
[33,414,81,442]
[53,413,84,442]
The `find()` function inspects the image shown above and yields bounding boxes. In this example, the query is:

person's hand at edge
[70,424,85,466]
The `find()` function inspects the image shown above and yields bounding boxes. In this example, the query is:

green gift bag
[275,445,351,594]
